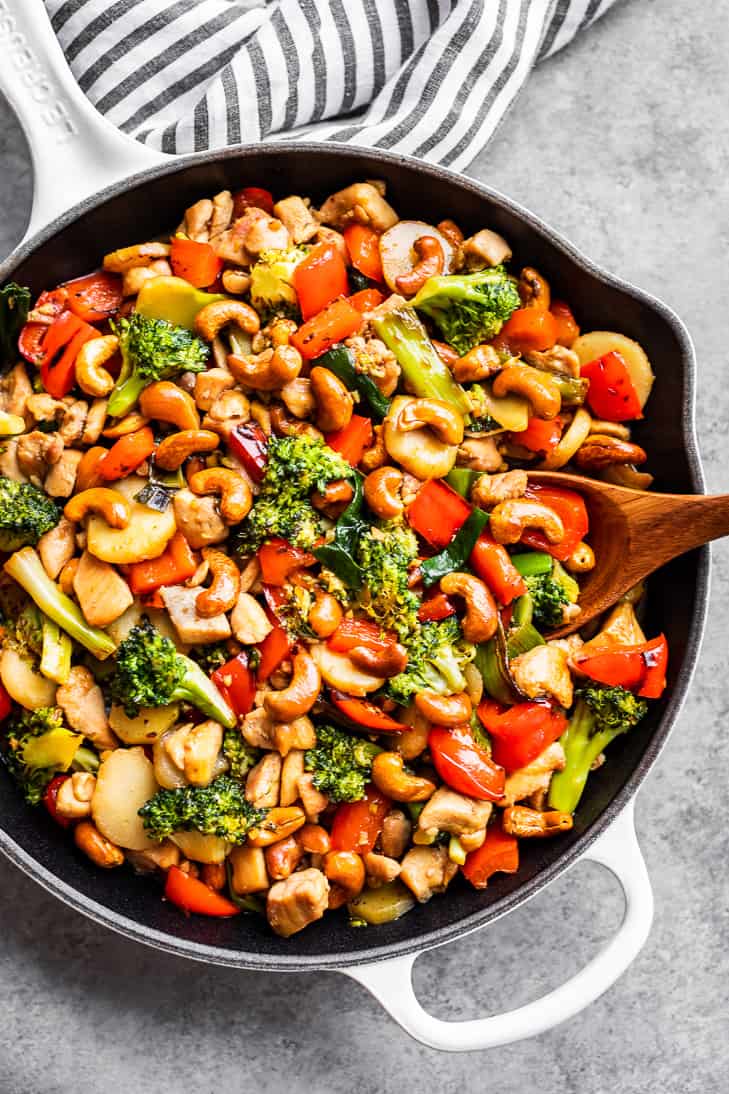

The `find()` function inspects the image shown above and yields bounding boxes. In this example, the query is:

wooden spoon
[527,470,728,637]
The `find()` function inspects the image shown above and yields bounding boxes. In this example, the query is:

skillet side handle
[0,0,166,241]
[343,801,653,1051]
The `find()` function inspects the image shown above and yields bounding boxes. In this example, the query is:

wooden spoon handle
[629,492,729,568]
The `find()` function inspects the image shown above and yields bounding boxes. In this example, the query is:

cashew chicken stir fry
[0,180,668,936]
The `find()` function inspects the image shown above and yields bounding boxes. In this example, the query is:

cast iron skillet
[0,0,709,1050]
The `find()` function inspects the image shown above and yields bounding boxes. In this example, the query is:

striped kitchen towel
[46,0,621,171]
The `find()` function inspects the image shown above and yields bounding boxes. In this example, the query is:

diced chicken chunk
[380,808,411,858]
[37,516,76,580]
[210,190,234,238]
[230,590,272,644]
[511,645,574,709]
[182,720,225,787]
[173,489,227,549]
[471,470,528,508]
[364,851,401,886]
[161,584,231,645]
[59,400,88,445]
[245,752,282,808]
[296,772,328,822]
[400,846,458,903]
[244,216,290,256]
[499,742,566,807]
[82,399,109,445]
[56,666,117,750]
[241,707,277,749]
[267,868,330,938]
[0,439,27,481]
[0,363,33,417]
[193,368,235,412]
[17,430,63,484]
[126,841,181,874]
[73,550,133,626]
[44,449,82,497]
[417,787,493,836]
[279,748,305,806]
[317,182,398,233]
[273,195,319,244]
[461,228,512,270]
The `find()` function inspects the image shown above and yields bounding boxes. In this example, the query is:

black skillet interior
[0,146,707,970]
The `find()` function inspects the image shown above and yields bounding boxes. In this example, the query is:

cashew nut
[436,219,464,248]
[518,266,551,309]
[492,364,561,420]
[414,689,473,727]
[563,540,595,573]
[74,336,118,397]
[310,366,354,433]
[452,344,500,384]
[228,345,302,391]
[311,479,354,518]
[265,835,304,881]
[488,497,565,545]
[440,571,498,644]
[188,466,253,524]
[574,434,648,470]
[264,649,321,721]
[363,466,404,519]
[297,823,332,854]
[55,772,96,819]
[139,381,200,431]
[74,820,124,868]
[247,806,306,847]
[194,299,260,342]
[308,592,343,637]
[196,548,240,618]
[396,398,464,446]
[360,424,388,471]
[102,241,170,274]
[155,428,220,470]
[221,269,251,295]
[348,641,408,678]
[502,805,573,837]
[269,405,322,440]
[384,395,459,480]
[102,411,149,439]
[64,488,131,528]
[324,850,366,909]
[122,259,171,298]
[395,235,445,295]
[371,752,436,803]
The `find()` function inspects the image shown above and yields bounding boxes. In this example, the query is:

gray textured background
[1,0,728,1088]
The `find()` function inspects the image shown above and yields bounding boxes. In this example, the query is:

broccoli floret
[525,559,579,630]
[235,434,352,554]
[249,246,309,321]
[0,476,59,552]
[2,706,81,805]
[139,774,265,843]
[356,523,420,641]
[223,729,261,780]
[386,617,476,707]
[412,267,521,355]
[186,641,231,675]
[110,619,235,727]
[305,724,381,803]
[107,312,208,417]
[548,684,648,814]
[0,282,30,368]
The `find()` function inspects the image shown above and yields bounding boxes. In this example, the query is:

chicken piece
[44,449,82,498]
[59,400,88,446]
[457,437,503,473]
[245,752,282,808]
[38,516,76,580]
[160,584,232,645]
[202,389,251,441]
[317,182,398,233]
[266,868,330,937]
[499,742,566,807]
[193,368,235,412]
[279,377,314,419]
[400,846,458,903]
[380,808,411,859]
[314,225,348,262]
[56,666,117,750]
[0,439,27,482]
[230,591,272,645]
[296,773,328,822]
[471,470,528,508]
[345,333,400,396]
[273,195,319,244]
[511,645,574,710]
[26,393,65,427]
[417,787,493,837]
[241,707,277,750]
[17,430,63,484]
[73,550,133,627]
[461,228,512,270]
[524,345,581,378]
[279,748,305,806]
[82,398,108,445]
[173,489,228,549]
[364,851,401,887]
[211,207,268,265]
[126,841,181,875]
[272,715,316,757]
[210,190,234,238]
[548,633,584,660]
[183,197,214,242]
[183,720,224,787]
[0,363,33,418]
[245,216,291,256]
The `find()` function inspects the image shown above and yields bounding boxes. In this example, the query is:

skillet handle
[343,801,653,1051]
[0,0,166,241]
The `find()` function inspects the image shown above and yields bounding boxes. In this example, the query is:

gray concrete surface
[0,0,728,1088]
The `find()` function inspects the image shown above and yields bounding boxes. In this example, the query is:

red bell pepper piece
[477,698,568,773]
[18,288,68,364]
[328,617,397,655]
[348,287,386,313]
[97,426,156,481]
[232,186,275,217]
[469,531,528,606]
[291,297,363,361]
[228,422,268,483]
[417,590,457,623]
[293,241,349,321]
[42,774,72,829]
[170,237,223,288]
[520,484,589,561]
[499,306,557,353]
[343,224,384,283]
[127,531,198,595]
[212,651,256,718]
[330,786,391,853]
[575,634,668,698]
[40,311,99,398]
[550,300,580,347]
[256,607,293,683]
[258,538,316,585]
[0,682,11,723]
[165,865,240,917]
[461,821,519,889]
[325,414,373,466]
[580,351,643,422]
[406,479,471,549]
[512,416,562,455]
[429,724,505,801]
[329,690,404,733]
[63,271,123,323]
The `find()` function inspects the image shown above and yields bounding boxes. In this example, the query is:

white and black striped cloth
[46,0,620,170]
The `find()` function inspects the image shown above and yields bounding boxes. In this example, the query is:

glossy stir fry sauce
[0,181,668,936]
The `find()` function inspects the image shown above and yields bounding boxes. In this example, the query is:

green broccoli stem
[371,304,471,416]
[510,551,553,577]
[172,654,237,728]
[40,616,72,685]
[5,548,116,660]
[107,373,147,418]
[548,700,610,813]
